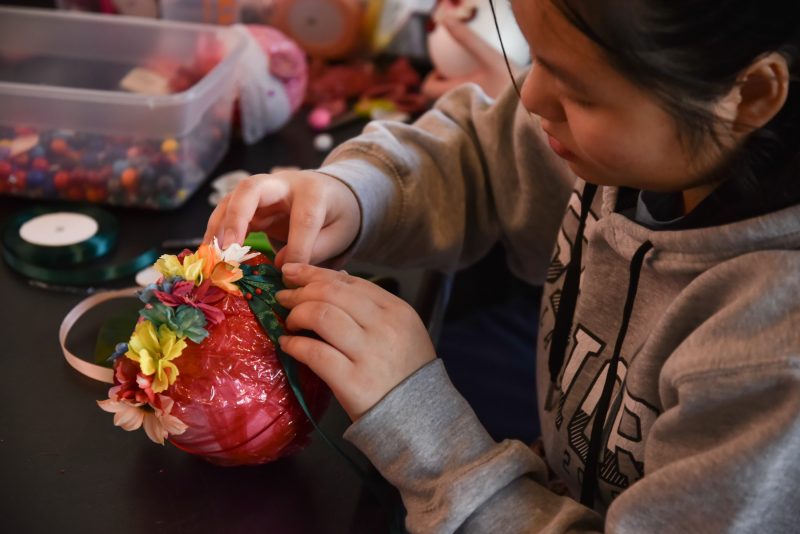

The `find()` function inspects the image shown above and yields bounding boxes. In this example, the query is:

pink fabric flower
[154,280,226,325]
[97,392,187,445]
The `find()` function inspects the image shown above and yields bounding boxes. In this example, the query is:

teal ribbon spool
[2,206,159,286]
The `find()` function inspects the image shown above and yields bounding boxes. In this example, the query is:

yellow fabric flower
[154,254,184,278]
[125,321,187,393]
[180,252,205,285]
[153,252,206,285]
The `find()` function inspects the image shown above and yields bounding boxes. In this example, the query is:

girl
[206,0,800,531]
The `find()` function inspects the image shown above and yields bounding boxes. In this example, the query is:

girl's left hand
[276,263,437,420]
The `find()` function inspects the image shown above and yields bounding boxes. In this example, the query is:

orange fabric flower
[195,243,221,280]
[210,262,244,295]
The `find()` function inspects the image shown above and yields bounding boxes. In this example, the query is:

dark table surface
[0,116,423,533]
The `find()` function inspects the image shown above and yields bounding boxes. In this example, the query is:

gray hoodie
[317,83,800,533]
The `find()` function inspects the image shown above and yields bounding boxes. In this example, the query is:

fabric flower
[113,355,156,405]
[180,252,205,285]
[212,237,259,264]
[142,395,188,445]
[97,392,187,445]
[97,388,146,431]
[139,303,209,344]
[210,261,244,295]
[138,277,179,305]
[153,253,206,285]
[154,254,184,279]
[154,280,226,325]
[195,243,222,280]
[125,321,187,393]
[107,341,129,363]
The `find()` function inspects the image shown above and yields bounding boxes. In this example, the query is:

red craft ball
[165,255,330,465]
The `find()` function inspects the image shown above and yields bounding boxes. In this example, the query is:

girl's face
[513,0,735,208]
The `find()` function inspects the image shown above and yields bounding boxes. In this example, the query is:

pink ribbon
[59,287,141,384]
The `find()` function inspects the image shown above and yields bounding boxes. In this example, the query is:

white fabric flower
[212,237,259,264]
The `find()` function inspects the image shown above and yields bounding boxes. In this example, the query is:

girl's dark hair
[552,0,800,215]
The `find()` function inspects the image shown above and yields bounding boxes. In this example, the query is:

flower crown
[97,239,282,444]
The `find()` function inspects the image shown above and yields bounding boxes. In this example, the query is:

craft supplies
[0,8,245,209]
[370,0,435,52]
[208,168,250,205]
[427,0,529,78]
[2,206,159,286]
[59,240,330,463]
[245,25,308,112]
[58,236,405,529]
[269,0,366,59]
[56,0,160,17]
[305,57,426,131]
[235,25,308,144]
[313,133,334,152]
[161,0,239,24]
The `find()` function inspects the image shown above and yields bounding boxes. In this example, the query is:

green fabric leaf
[236,268,365,470]
[172,305,209,344]
[139,302,174,329]
[235,265,406,533]
[243,231,275,261]
[139,302,209,344]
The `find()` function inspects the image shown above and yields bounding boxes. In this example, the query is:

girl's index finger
[219,175,291,247]
[280,263,400,314]
[281,263,349,286]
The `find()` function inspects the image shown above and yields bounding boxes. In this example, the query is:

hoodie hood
[598,185,800,268]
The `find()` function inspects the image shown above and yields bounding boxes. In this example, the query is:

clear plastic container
[0,7,245,209]
[160,0,241,25]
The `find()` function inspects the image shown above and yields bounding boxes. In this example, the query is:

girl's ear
[729,52,790,134]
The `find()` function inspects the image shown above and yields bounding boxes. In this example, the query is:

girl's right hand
[204,170,361,268]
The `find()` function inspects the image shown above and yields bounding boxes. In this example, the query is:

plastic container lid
[0,7,246,138]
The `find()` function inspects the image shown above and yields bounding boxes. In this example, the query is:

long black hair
[548,0,800,215]
[489,0,800,215]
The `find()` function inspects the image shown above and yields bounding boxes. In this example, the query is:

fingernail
[282,263,299,275]
[275,290,288,302]
[278,335,288,346]
[222,229,236,248]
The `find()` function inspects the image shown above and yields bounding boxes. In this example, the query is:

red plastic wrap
[166,256,330,466]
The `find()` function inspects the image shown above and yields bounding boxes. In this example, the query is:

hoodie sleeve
[345,357,800,533]
[344,359,605,534]
[316,81,575,285]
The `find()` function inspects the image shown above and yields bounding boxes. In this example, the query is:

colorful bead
[120,168,139,189]
[9,169,26,189]
[50,138,69,155]
[53,171,70,189]
[0,108,226,209]
[27,169,47,188]
[161,138,179,153]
